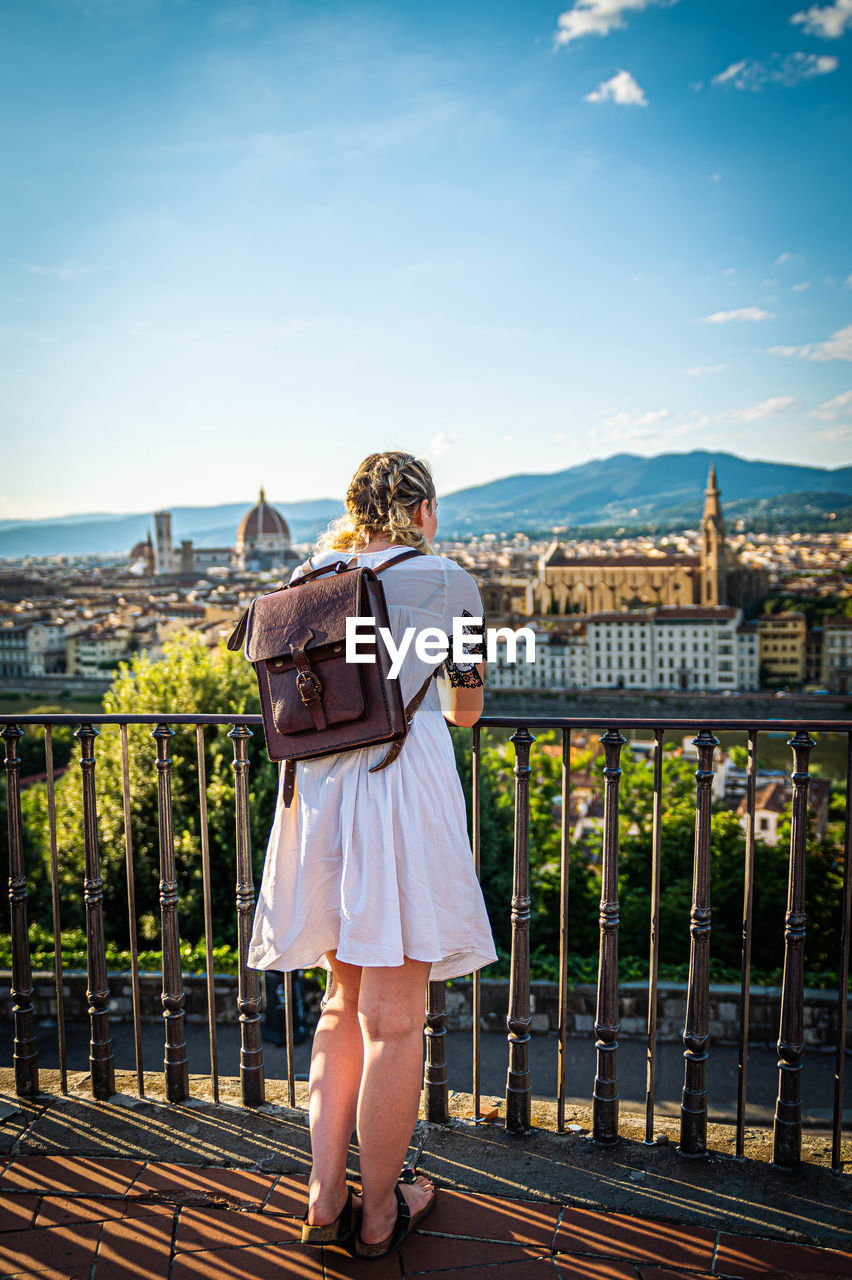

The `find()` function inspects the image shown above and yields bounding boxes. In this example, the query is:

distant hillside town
[0,466,850,696]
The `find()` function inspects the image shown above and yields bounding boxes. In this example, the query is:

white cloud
[846,273,852,288]
[430,431,460,457]
[815,424,852,443]
[554,0,676,46]
[792,281,811,291]
[634,409,671,426]
[810,390,852,419]
[709,171,722,182]
[776,253,795,265]
[762,277,779,287]
[22,261,94,281]
[769,323,852,362]
[713,59,747,85]
[723,267,736,276]
[711,52,838,91]
[685,364,726,375]
[791,0,852,39]
[602,408,674,440]
[738,396,796,421]
[585,69,648,105]
[703,306,776,324]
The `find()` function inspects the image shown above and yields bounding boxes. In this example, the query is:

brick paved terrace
[1,1071,851,1279]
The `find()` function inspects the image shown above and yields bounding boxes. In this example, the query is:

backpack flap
[243,568,371,736]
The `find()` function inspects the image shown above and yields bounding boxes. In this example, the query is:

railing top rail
[478,715,852,732]
[0,712,849,731]
[0,713,266,726]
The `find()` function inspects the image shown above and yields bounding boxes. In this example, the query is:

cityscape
[1,463,849,698]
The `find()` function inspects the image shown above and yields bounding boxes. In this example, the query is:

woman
[247,450,497,1259]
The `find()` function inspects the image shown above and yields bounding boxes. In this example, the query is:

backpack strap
[367,671,435,775]
[282,758,297,806]
[345,545,424,570]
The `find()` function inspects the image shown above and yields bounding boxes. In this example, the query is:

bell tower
[153,510,175,576]
[700,463,727,606]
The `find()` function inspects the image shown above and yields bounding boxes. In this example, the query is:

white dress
[247,547,498,981]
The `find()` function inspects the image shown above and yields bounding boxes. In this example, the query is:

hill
[2,451,849,557]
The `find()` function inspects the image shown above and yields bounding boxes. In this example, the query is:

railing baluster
[832,730,852,1175]
[505,725,534,1134]
[472,723,482,1122]
[76,723,115,1100]
[557,727,571,1134]
[120,725,144,1097]
[44,727,68,1094]
[424,980,449,1122]
[679,728,719,1157]
[283,970,296,1108]
[644,728,663,1145]
[153,723,189,1103]
[773,729,815,1168]
[2,723,39,1098]
[230,724,265,1107]
[593,729,626,1144]
[736,729,758,1158]
[195,725,219,1104]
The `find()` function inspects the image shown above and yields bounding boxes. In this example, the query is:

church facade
[130,488,299,577]
[534,465,768,616]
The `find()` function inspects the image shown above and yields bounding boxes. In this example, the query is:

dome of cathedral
[129,540,150,560]
[235,487,290,550]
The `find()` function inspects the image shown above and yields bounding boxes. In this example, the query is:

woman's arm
[436,659,485,728]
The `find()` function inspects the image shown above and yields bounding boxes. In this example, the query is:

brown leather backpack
[227,548,433,806]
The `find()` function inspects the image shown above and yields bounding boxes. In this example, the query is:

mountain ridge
[1,451,848,557]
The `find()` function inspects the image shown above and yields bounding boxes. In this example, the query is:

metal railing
[2,711,850,1174]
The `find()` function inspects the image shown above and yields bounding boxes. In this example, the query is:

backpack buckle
[296,670,323,705]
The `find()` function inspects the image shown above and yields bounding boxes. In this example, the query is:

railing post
[2,724,39,1098]
[593,728,626,1144]
[505,726,534,1134]
[76,723,115,1100]
[152,723,188,1103]
[424,980,449,1122]
[230,724,265,1107]
[679,728,719,1156]
[773,730,815,1168]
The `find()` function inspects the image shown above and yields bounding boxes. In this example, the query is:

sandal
[301,1185,361,1247]
[353,1140,436,1260]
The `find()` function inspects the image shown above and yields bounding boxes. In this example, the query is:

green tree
[19,634,278,953]
[450,728,599,969]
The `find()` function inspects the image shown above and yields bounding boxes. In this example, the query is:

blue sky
[1,0,850,520]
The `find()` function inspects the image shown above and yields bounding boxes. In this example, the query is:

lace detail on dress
[441,608,484,688]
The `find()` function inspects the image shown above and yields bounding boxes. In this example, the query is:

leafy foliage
[16,635,279,952]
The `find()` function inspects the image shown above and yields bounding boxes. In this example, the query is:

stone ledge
[8,972,850,1049]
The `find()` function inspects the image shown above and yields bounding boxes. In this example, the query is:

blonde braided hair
[316,451,437,555]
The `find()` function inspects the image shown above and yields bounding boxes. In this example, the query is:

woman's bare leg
[356,958,434,1245]
[306,953,364,1225]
